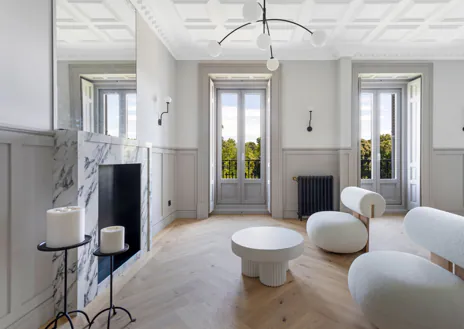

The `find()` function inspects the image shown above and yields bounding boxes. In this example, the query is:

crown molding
[129,0,178,59]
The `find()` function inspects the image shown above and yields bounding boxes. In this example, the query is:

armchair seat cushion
[307,211,368,253]
[348,251,464,329]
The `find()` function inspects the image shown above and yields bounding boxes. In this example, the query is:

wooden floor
[47,215,427,329]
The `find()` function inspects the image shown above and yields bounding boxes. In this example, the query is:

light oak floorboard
[42,214,425,329]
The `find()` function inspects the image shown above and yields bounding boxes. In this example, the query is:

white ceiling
[132,0,464,60]
[56,0,136,60]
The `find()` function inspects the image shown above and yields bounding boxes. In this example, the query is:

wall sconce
[158,96,172,126]
[307,110,313,132]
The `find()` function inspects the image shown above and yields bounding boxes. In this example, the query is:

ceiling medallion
[207,0,327,71]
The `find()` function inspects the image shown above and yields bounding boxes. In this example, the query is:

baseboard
[283,210,299,219]
[6,298,53,329]
[151,212,177,237]
[175,210,197,219]
[212,205,270,215]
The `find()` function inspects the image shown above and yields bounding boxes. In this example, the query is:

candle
[100,226,125,253]
[46,207,85,248]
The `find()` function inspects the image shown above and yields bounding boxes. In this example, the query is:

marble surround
[52,130,152,312]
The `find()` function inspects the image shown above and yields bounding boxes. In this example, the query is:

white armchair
[306,187,386,253]
[348,207,464,329]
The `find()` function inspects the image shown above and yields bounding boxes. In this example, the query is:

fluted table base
[241,260,289,287]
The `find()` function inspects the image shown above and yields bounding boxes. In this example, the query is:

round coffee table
[231,227,304,287]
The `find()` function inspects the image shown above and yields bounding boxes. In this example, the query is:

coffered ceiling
[132,0,464,60]
[56,0,136,60]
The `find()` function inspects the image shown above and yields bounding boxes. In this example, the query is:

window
[99,89,136,139]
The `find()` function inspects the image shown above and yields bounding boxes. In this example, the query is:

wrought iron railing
[222,159,261,179]
[361,159,393,179]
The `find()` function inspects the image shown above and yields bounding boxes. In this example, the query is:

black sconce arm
[158,102,170,126]
[307,110,313,132]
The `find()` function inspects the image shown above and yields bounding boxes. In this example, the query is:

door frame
[215,87,267,205]
[198,63,282,219]
[359,86,405,208]
[352,62,433,208]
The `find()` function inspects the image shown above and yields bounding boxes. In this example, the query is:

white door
[81,78,95,132]
[360,89,402,205]
[266,80,271,213]
[216,89,266,205]
[407,78,421,209]
[209,79,216,213]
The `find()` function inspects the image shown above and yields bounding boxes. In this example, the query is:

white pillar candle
[100,226,125,253]
[46,207,85,248]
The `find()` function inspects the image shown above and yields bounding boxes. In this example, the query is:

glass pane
[105,93,120,137]
[221,93,238,179]
[379,93,395,179]
[244,93,261,179]
[360,93,373,179]
[126,93,137,139]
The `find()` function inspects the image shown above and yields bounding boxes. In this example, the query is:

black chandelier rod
[218,19,314,46]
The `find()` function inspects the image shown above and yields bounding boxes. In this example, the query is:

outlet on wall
[168,200,171,206]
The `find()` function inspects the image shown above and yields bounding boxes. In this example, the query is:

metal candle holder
[37,235,92,329]
[89,244,136,328]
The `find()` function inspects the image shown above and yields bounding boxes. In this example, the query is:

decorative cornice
[129,0,177,59]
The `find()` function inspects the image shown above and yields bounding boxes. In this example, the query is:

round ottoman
[348,251,464,329]
[306,211,368,253]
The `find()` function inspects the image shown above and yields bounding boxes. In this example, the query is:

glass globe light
[267,57,279,71]
[310,30,327,48]
[207,41,222,57]
[256,33,271,51]
[164,96,172,103]
[242,1,260,22]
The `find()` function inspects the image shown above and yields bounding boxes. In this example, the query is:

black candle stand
[89,244,136,328]
[37,235,92,329]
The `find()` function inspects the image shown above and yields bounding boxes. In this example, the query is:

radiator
[297,176,334,219]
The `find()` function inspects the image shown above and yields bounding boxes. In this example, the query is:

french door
[98,89,136,139]
[216,89,266,205]
[360,89,402,205]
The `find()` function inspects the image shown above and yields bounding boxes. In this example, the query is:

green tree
[360,134,393,179]
[245,137,261,178]
[221,137,261,179]
[222,138,237,178]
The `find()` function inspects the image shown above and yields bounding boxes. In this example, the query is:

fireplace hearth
[98,164,141,283]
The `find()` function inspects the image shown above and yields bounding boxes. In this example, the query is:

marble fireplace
[52,130,152,312]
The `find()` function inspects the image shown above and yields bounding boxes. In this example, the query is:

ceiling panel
[134,0,464,60]
[56,0,136,59]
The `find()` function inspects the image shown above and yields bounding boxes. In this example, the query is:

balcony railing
[361,158,394,179]
[222,159,261,179]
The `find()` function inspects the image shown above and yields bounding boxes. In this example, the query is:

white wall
[174,60,340,149]
[0,0,53,130]
[281,61,339,149]
[137,15,177,147]
[175,61,199,148]
[433,61,464,149]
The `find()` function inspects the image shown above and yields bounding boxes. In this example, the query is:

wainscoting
[0,128,55,329]
[151,147,198,237]
[283,149,344,219]
[432,149,464,214]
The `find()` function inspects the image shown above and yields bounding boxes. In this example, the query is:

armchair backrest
[404,207,464,269]
[341,187,386,218]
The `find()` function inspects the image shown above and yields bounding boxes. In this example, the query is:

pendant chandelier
[207,0,327,71]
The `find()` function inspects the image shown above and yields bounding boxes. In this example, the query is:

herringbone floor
[47,215,427,329]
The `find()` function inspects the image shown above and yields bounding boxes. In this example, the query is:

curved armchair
[348,207,464,329]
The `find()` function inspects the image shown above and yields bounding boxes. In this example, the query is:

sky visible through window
[221,93,261,142]
[360,92,393,139]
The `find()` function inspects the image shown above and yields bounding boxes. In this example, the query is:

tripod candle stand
[37,235,92,329]
[89,244,136,328]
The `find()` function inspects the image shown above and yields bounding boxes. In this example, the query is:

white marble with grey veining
[52,130,152,313]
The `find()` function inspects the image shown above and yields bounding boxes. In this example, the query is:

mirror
[54,0,137,139]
